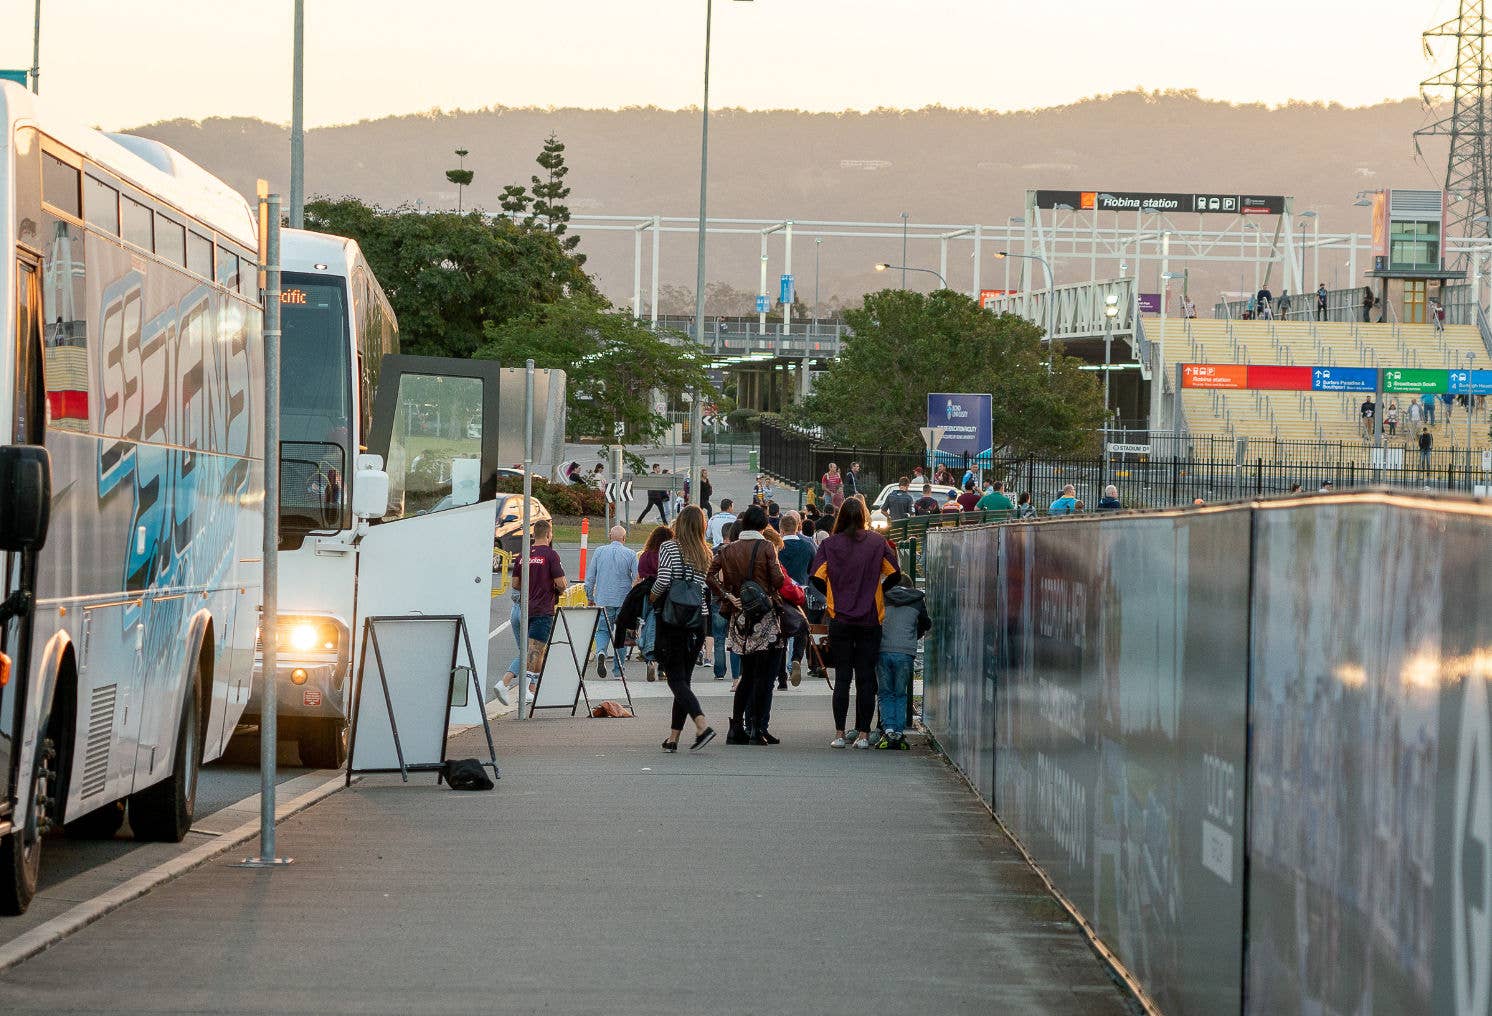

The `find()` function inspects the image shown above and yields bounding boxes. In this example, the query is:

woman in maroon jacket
[810,498,900,748]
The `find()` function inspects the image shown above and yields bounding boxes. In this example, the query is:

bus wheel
[129,671,201,842]
[299,719,347,770]
[0,735,56,915]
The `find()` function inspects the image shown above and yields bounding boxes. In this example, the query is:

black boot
[726,719,750,745]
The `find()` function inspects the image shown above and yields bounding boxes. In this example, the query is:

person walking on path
[637,463,670,524]
[1278,290,1291,318]
[975,480,1014,515]
[497,518,567,705]
[821,462,845,509]
[637,525,673,682]
[1096,485,1122,511]
[1362,286,1374,323]
[810,498,899,749]
[1048,484,1079,516]
[710,522,742,685]
[883,477,916,522]
[876,574,930,749]
[1385,400,1400,437]
[707,498,736,546]
[650,505,716,753]
[708,505,786,745]
[845,461,862,500]
[1316,283,1328,321]
[1419,428,1434,468]
[777,511,815,687]
[585,525,638,680]
[699,468,714,515]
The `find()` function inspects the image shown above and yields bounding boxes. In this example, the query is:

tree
[444,148,473,213]
[797,289,1107,457]
[529,133,582,261]
[478,297,718,443]
[499,183,531,216]
[303,198,597,360]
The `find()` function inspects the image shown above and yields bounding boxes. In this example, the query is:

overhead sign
[1310,367,1377,392]
[1383,368,1446,394]
[779,274,794,305]
[979,289,1015,308]
[1181,363,1377,392]
[1034,189,1286,216]
[1180,364,1249,390]
[927,393,991,458]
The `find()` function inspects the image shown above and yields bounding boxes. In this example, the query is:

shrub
[494,475,606,517]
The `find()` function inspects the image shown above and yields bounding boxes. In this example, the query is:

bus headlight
[260,616,345,656]
[289,623,319,652]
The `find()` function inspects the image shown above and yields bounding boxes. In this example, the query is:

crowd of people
[511,491,931,755]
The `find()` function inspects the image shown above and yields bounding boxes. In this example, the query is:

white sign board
[530,607,603,714]
[1106,442,1152,455]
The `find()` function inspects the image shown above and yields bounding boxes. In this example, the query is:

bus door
[357,356,503,727]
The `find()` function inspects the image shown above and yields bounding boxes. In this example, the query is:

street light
[1298,210,1319,301]
[994,251,1055,354]
[1103,292,1120,425]
[874,262,947,288]
[691,0,755,529]
[814,237,822,329]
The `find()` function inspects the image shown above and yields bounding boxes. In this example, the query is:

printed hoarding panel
[927,393,992,458]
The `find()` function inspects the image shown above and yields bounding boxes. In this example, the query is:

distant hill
[130,91,1441,311]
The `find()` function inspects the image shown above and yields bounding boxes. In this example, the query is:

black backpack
[737,541,773,628]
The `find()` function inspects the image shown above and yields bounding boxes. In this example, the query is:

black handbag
[661,559,707,631]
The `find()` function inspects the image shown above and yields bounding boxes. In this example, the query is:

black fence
[760,421,1492,510]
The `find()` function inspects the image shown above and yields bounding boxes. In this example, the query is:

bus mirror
[0,445,51,552]
[353,455,389,521]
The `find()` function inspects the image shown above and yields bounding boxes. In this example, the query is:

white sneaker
[494,679,511,706]
[852,737,870,749]
[830,737,847,749]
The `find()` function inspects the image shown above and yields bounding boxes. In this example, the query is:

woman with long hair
[650,505,716,752]
[809,498,900,749]
[637,525,673,681]
[708,505,786,744]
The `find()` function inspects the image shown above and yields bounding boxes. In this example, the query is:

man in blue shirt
[585,525,638,679]
[777,511,816,686]
[1048,484,1079,516]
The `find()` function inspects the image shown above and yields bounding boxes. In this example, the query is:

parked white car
[869,482,959,530]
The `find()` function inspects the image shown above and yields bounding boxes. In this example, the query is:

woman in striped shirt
[650,504,717,752]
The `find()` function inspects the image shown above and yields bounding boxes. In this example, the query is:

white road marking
[488,620,511,642]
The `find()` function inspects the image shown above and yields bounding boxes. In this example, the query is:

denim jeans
[876,651,914,734]
[641,601,658,661]
[712,607,740,680]
[593,605,625,674]
[507,612,555,678]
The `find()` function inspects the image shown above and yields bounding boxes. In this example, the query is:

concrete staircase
[1167,318,1492,451]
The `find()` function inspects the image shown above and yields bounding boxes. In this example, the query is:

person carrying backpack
[708,505,786,745]
[810,498,900,749]
[650,505,717,753]
[876,574,930,749]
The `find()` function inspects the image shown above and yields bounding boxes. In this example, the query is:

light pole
[874,262,946,288]
[29,0,40,93]
[814,238,822,329]
[290,0,305,228]
[1103,292,1119,426]
[691,0,754,513]
[994,251,1055,355]
[1467,352,1477,482]
[1004,217,1024,292]
[900,212,909,288]
[1296,210,1318,308]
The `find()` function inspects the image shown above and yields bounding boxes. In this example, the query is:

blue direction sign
[755,294,769,313]
[1310,366,1377,392]
[779,274,794,305]
[1449,369,1492,395]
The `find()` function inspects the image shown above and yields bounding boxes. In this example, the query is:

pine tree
[499,184,531,216]
[530,133,581,258]
[444,148,474,213]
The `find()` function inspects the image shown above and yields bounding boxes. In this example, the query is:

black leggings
[657,622,704,731]
[829,620,881,733]
[734,651,776,731]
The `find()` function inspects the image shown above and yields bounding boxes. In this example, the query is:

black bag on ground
[443,758,495,791]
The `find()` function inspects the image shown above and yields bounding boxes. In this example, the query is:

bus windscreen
[280,273,353,538]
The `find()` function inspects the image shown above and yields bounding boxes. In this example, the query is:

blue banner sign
[1450,368,1492,394]
[927,393,992,457]
[779,274,794,305]
[1310,366,1377,392]
[755,294,769,313]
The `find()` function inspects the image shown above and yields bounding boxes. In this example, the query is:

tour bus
[245,229,521,768]
[0,82,265,913]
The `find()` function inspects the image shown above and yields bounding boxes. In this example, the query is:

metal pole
[29,0,40,93]
[650,215,661,328]
[519,360,534,719]
[1159,231,1170,429]
[783,220,793,333]
[689,0,713,531]
[242,194,288,867]
[1468,354,1476,487]
[289,0,305,228]
[1104,316,1112,421]
[900,212,909,288]
[814,238,821,325]
[758,245,768,334]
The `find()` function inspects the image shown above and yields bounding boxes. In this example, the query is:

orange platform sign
[1180,363,1249,389]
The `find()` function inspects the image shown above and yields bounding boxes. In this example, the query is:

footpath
[0,695,1134,1015]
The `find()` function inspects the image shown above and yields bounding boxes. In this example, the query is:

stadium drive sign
[1034,190,1286,215]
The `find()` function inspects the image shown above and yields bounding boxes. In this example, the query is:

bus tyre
[129,672,201,843]
[0,735,55,915]
[299,719,347,770]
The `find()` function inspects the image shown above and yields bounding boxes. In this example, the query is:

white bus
[247,229,511,769]
[0,83,265,913]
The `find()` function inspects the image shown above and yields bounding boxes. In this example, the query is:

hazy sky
[0,0,1459,129]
